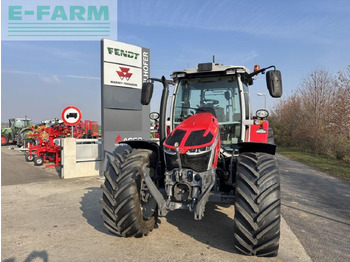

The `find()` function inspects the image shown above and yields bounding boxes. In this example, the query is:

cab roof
[9,118,32,121]
[171,62,251,79]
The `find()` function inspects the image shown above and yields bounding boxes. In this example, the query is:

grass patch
[276,146,350,183]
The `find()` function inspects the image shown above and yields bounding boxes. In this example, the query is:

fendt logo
[116,67,132,80]
[107,47,140,60]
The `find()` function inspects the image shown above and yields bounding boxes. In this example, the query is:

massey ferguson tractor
[100,62,282,257]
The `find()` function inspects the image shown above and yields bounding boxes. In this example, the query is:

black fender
[238,142,276,155]
[120,140,160,153]
[119,140,165,181]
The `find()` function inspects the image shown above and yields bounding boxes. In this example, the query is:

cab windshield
[173,76,241,149]
[11,119,31,128]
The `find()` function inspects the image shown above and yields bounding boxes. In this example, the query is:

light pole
[257,93,266,109]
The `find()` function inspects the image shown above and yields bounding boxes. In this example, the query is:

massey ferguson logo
[109,66,137,88]
[116,67,132,80]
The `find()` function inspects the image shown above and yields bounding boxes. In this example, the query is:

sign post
[61,106,82,137]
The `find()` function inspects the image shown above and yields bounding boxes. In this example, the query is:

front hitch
[142,164,168,217]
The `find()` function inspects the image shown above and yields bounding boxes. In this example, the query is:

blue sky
[2,0,350,123]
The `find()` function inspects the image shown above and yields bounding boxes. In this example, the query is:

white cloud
[3,69,99,81]
[66,75,100,80]
[38,74,60,84]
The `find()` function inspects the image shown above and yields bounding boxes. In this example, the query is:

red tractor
[100,62,282,257]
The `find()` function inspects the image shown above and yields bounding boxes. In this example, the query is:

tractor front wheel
[34,156,44,166]
[234,152,281,257]
[100,149,158,237]
[1,134,9,146]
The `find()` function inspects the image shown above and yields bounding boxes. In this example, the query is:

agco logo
[115,134,142,144]
[116,67,132,81]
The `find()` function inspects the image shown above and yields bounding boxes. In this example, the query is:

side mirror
[266,70,282,98]
[141,82,154,105]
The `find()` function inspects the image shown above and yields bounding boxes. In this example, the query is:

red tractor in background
[100,62,282,257]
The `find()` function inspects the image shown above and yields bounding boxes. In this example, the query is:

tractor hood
[164,112,219,154]
[1,127,11,133]
[163,112,220,172]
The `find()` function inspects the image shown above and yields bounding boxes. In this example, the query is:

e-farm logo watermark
[1,0,117,41]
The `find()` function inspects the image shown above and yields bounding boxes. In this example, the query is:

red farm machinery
[25,124,70,167]
[25,120,100,167]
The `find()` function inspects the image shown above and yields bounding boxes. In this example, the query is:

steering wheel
[203,99,219,105]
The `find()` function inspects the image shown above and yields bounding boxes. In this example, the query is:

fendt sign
[103,40,149,89]
[101,39,150,172]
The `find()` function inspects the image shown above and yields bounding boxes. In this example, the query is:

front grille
[165,151,211,172]
[165,129,186,146]
[184,130,213,147]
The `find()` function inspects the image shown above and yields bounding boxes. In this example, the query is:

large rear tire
[100,149,158,237]
[234,152,280,257]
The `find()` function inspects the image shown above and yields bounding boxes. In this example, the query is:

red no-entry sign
[61,106,82,126]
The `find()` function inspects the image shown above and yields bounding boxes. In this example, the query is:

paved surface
[1,147,311,262]
[278,154,350,262]
[1,147,60,186]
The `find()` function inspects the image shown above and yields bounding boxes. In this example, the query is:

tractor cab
[171,65,245,151]
[169,63,282,151]
[9,118,32,129]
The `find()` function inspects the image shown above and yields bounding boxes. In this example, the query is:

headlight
[256,109,269,119]
[254,119,263,125]
[149,112,159,120]
[186,146,212,155]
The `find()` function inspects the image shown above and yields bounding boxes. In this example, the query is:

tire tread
[234,152,280,257]
[100,149,157,238]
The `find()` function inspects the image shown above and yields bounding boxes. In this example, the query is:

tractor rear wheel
[234,152,280,257]
[100,149,158,237]
[34,156,44,166]
[1,134,9,146]
[17,129,34,147]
